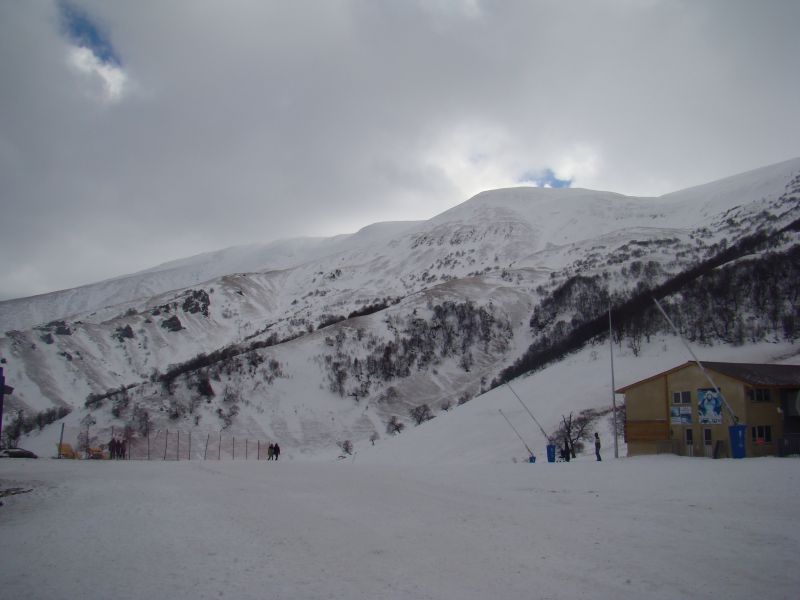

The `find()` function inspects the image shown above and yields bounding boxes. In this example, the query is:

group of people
[108,438,127,460]
[266,442,281,460]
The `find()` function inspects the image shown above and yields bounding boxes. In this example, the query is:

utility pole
[609,306,619,458]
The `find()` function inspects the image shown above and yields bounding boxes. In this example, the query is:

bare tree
[409,404,433,426]
[79,413,97,457]
[551,409,601,458]
[386,415,405,435]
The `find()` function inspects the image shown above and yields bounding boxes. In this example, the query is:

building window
[751,425,773,444]
[685,428,693,445]
[672,391,691,404]
[747,388,772,403]
[703,428,712,446]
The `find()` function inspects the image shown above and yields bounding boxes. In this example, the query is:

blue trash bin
[546,444,556,463]
[729,425,746,459]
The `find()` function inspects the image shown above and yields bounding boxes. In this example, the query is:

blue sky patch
[519,168,572,188]
[59,1,120,65]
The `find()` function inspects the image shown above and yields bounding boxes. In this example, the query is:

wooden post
[58,422,65,458]
[246,439,248,460]
[177,430,180,461]
[233,437,236,461]
[218,432,221,460]
[164,429,169,461]
[204,432,210,460]
[188,431,191,461]
[257,440,261,460]
[147,430,151,460]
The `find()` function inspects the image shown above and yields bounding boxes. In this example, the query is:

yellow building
[618,361,800,458]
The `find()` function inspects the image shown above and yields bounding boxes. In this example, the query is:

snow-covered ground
[1,455,798,600]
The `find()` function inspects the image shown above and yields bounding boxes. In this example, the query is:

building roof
[615,361,800,393]
[699,362,800,387]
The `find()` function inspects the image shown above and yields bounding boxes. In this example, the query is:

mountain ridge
[2,157,799,458]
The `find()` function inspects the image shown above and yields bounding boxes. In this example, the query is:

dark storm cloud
[1,0,798,300]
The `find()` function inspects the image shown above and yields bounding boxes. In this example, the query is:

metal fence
[55,424,279,461]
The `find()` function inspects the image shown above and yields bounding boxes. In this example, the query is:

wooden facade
[618,361,800,458]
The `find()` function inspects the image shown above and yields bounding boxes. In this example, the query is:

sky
[1,1,798,301]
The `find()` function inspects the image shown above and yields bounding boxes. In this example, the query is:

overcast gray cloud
[1,0,798,300]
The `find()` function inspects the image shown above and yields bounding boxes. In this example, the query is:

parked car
[0,448,38,459]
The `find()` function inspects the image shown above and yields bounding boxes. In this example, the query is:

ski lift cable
[498,409,534,457]
[652,297,739,424]
[504,382,551,441]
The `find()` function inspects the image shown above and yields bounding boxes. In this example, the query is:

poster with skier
[697,388,722,424]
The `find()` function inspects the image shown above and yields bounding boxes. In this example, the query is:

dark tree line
[3,406,72,447]
[495,224,799,387]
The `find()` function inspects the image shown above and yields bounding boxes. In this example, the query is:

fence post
[58,422,65,459]
[147,430,151,460]
[164,429,169,461]
[188,431,191,461]
[218,432,221,460]
[233,437,236,461]
[257,440,260,460]
[204,432,210,460]
[177,430,180,461]
[246,439,248,460]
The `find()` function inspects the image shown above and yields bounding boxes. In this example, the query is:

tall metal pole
[504,382,550,441]
[652,297,738,424]
[498,409,534,457]
[58,422,65,458]
[609,306,619,459]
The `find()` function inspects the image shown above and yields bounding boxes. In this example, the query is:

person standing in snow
[273,443,280,461]
[267,443,274,460]
[594,432,601,462]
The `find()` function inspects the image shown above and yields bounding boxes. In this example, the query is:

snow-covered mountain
[2,157,799,458]
[0,220,421,333]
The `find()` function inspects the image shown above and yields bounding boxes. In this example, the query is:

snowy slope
[2,157,799,457]
[0,221,420,333]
